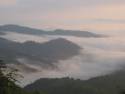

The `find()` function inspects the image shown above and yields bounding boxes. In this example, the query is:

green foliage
[0,60,30,94]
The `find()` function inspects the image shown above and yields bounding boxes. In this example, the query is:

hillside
[0,38,81,71]
[24,71,125,94]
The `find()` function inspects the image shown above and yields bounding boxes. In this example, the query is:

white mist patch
[57,52,125,79]
[63,36,125,52]
[0,31,50,43]
[18,49,125,86]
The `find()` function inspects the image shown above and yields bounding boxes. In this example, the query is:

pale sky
[0,0,125,34]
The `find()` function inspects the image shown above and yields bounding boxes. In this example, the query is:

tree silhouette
[0,60,20,94]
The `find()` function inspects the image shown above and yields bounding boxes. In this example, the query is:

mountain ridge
[0,24,104,38]
[0,37,82,71]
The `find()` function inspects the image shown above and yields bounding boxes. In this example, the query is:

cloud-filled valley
[1,0,125,93]
[0,25,125,86]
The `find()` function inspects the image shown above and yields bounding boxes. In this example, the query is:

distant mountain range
[0,24,104,37]
[0,37,81,71]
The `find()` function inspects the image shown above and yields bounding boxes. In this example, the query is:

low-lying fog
[1,31,125,86]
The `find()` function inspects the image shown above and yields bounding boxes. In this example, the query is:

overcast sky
[0,0,125,34]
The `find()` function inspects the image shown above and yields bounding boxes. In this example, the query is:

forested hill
[24,71,125,94]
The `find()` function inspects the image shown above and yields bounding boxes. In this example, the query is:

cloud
[3,32,125,86]
[0,0,17,6]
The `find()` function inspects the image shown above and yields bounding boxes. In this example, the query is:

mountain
[0,24,45,35]
[0,24,104,37]
[24,71,125,94]
[0,38,81,71]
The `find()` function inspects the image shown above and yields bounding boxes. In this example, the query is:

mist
[1,31,125,86]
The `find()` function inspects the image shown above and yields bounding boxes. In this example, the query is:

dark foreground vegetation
[1,59,125,94]
[0,60,39,94]
[25,72,125,94]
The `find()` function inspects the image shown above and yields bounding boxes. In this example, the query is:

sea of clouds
[1,31,125,86]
